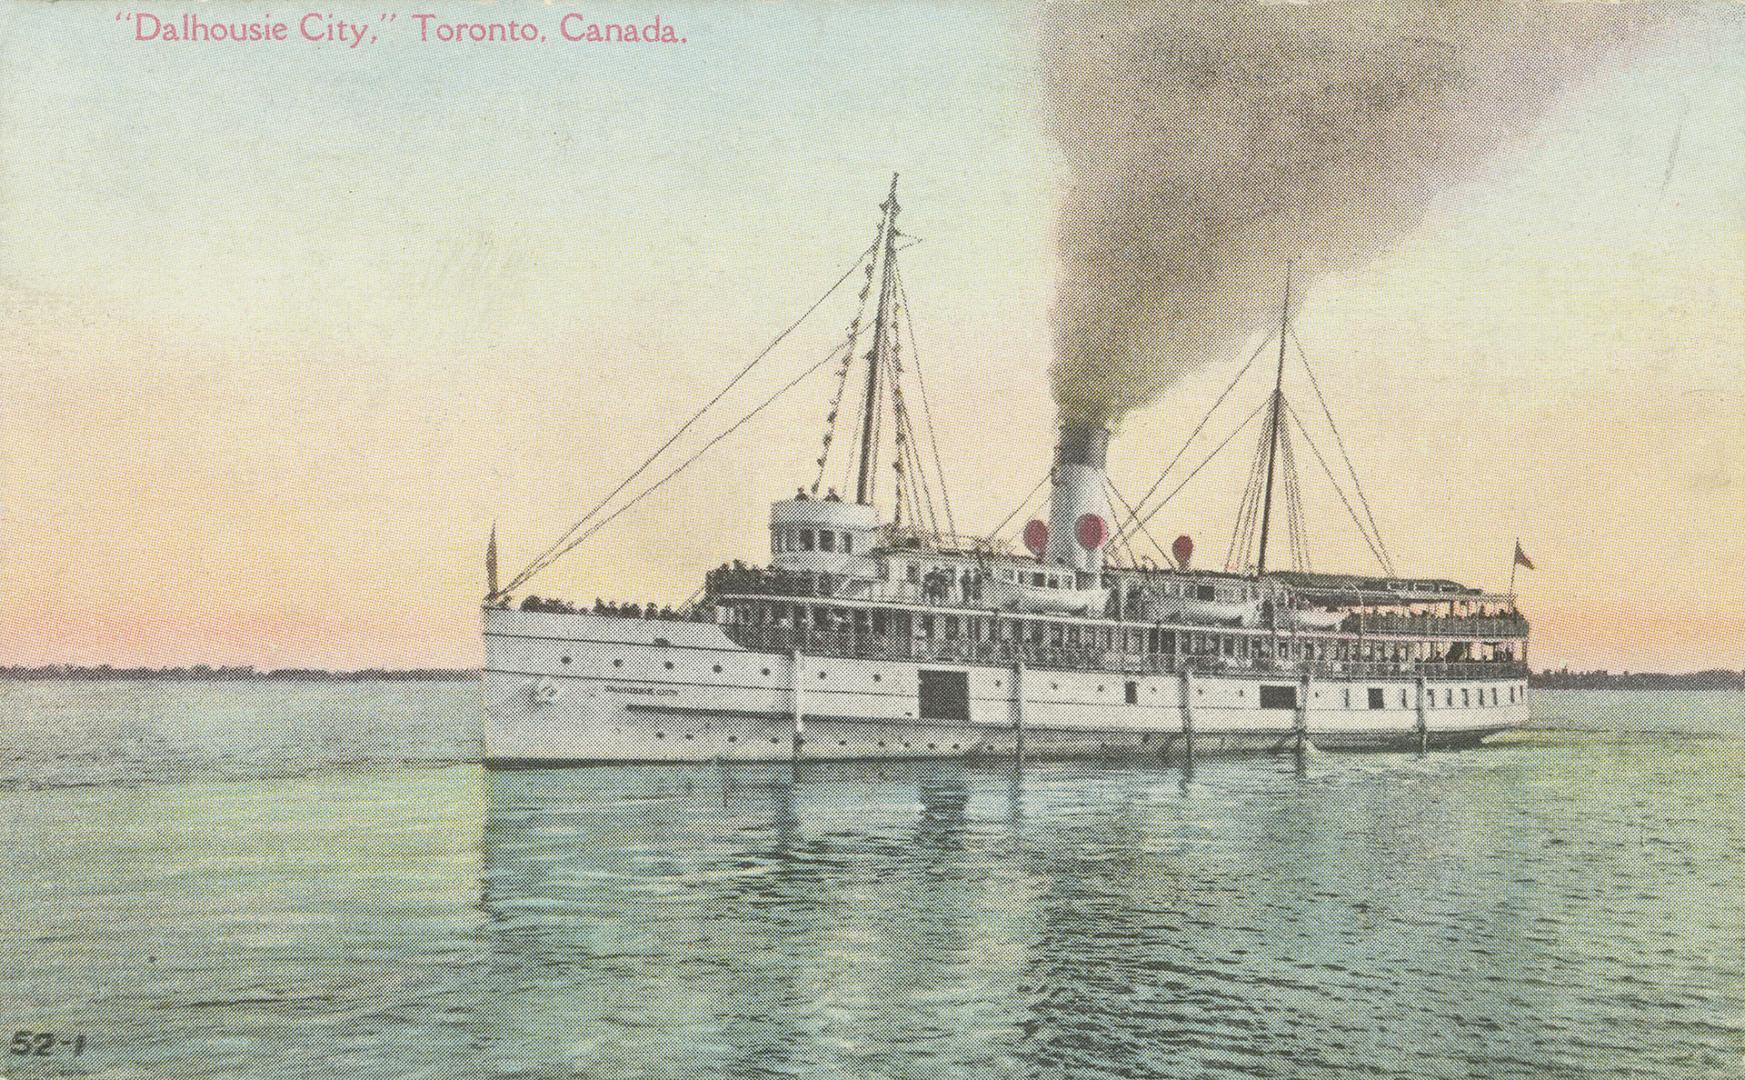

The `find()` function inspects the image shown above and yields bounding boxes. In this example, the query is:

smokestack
[1046,420,1112,574]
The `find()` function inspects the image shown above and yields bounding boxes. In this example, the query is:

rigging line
[1100,478,1133,568]
[812,272,880,493]
[902,403,944,538]
[892,391,934,537]
[893,264,958,540]
[1239,420,1274,571]
[1281,420,1311,572]
[529,341,850,578]
[504,239,879,594]
[1293,436,1314,571]
[1289,327,1395,575]
[1226,414,1273,572]
[1104,478,1152,569]
[1289,450,1307,570]
[1276,416,1298,571]
[1134,395,1273,535]
[887,319,940,537]
[1285,400,1388,573]
[986,470,1053,542]
[1119,330,1275,537]
[1105,477,1173,567]
[1228,409,1275,572]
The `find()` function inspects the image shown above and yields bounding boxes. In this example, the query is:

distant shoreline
[2,665,1741,690]
[0,666,479,682]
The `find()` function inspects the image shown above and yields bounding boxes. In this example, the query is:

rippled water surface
[1,682,1740,1079]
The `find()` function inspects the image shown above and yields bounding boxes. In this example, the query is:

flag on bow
[1514,542,1535,571]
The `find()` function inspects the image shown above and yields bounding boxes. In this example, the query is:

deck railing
[706,567,1527,639]
[720,625,1526,681]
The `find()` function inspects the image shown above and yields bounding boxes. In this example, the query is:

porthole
[712,664,723,674]
[684,733,694,740]
[727,735,738,743]
[994,679,1002,688]
[878,740,888,748]
[928,743,937,750]
[1051,682,1059,691]
[902,741,911,749]
[655,732,665,739]
[838,739,848,747]
[664,661,674,670]
[1098,685,1105,693]
[818,671,827,679]
[873,673,882,682]
[561,656,572,665]
[762,668,771,676]
[613,659,624,668]
[951,743,961,751]
[769,737,780,745]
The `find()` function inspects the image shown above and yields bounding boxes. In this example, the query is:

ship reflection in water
[472,746,1743,1079]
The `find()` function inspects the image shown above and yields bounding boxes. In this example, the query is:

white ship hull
[483,608,1527,765]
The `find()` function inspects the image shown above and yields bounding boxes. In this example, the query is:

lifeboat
[986,577,1107,617]
[1179,597,1261,626]
[1283,607,1347,630]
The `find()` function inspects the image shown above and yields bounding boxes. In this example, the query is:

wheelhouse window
[842,533,853,554]
[1368,687,1385,710]
[800,529,815,551]
[819,531,835,552]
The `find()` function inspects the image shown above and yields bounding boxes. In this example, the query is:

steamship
[482,179,1529,765]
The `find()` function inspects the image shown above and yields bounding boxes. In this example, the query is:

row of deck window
[772,528,855,555]
[1338,685,1517,708]
[724,601,1520,664]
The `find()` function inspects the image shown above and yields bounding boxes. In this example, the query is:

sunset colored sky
[2,3,1740,672]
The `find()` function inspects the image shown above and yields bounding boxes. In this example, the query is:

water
[1,682,1740,1079]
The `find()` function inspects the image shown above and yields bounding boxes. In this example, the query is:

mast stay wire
[1284,399,1390,574]
[1105,476,1174,567]
[985,470,1053,545]
[503,239,879,595]
[1131,396,1273,536]
[812,245,883,493]
[1289,327,1395,576]
[517,338,853,590]
[1115,330,1275,544]
[893,261,958,540]
[1225,412,1275,572]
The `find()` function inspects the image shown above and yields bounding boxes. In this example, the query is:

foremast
[854,174,902,507]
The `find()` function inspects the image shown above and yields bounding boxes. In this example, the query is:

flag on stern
[1513,541,1535,571]
[487,523,500,597]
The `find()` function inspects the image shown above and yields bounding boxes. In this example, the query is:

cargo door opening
[918,670,970,723]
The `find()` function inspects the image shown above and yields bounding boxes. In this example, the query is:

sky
[1,2,1741,672]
